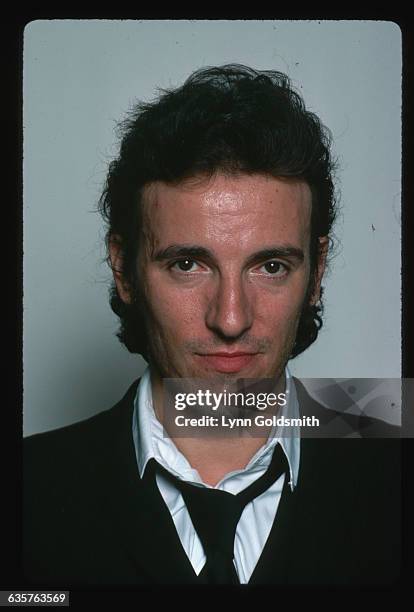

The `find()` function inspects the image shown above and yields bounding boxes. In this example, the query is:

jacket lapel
[101,379,200,584]
[248,471,299,584]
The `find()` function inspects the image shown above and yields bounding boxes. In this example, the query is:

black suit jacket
[23,378,401,586]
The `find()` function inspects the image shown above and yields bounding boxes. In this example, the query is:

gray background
[23,20,402,436]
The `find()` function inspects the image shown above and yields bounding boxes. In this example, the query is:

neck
[150,369,286,487]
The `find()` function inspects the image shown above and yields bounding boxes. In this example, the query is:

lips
[196,352,259,373]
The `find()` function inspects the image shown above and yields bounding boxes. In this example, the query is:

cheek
[257,306,300,347]
[254,284,307,330]
[146,282,203,339]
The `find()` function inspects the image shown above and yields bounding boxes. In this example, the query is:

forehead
[142,173,312,253]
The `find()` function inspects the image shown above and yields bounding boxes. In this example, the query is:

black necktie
[146,443,289,584]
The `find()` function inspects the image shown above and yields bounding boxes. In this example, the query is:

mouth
[195,351,260,373]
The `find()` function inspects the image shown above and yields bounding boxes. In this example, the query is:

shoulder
[23,378,142,583]
[291,377,401,494]
[292,376,400,439]
[24,378,141,478]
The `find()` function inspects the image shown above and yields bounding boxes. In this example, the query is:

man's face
[119,173,323,382]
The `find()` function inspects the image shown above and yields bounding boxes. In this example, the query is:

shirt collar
[132,367,300,490]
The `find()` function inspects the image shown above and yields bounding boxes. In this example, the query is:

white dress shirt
[132,367,300,584]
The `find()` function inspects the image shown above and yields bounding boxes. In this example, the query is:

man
[24,64,400,585]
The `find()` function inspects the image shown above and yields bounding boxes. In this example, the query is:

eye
[258,260,289,277]
[170,258,199,272]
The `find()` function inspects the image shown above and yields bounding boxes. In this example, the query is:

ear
[109,234,132,304]
[310,236,329,306]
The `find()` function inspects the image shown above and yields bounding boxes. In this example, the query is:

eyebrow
[153,245,213,261]
[152,244,304,264]
[246,247,304,266]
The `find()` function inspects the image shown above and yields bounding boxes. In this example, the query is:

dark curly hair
[98,64,338,361]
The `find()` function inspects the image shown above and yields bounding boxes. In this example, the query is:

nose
[205,274,253,340]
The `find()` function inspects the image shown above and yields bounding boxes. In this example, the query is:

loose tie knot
[146,443,288,584]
